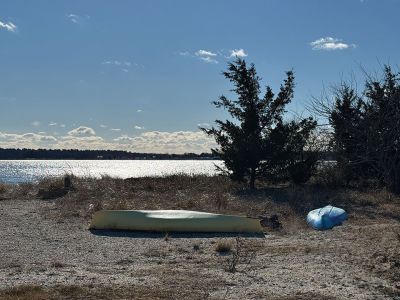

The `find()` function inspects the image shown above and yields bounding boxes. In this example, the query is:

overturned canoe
[89,210,263,233]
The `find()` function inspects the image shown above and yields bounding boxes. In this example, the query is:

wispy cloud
[99,124,107,128]
[66,14,90,24]
[195,49,218,64]
[137,109,142,113]
[102,60,132,67]
[195,50,217,57]
[180,48,249,64]
[32,121,40,127]
[0,21,17,32]
[110,128,121,132]
[178,51,190,56]
[229,49,248,58]
[102,60,142,73]
[68,126,96,137]
[310,37,356,51]
[134,125,145,130]
[49,122,57,126]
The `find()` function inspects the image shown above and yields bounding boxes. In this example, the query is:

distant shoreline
[0,148,217,160]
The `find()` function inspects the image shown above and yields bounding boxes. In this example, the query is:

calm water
[0,160,224,184]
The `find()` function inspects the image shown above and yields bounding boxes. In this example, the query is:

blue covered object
[307,205,348,230]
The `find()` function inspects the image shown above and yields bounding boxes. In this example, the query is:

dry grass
[0,284,348,300]
[0,183,8,194]
[0,283,212,300]
[5,173,400,234]
[214,240,232,253]
[2,174,400,299]
[0,285,48,300]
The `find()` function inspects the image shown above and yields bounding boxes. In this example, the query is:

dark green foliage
[329,84,370,183]
[261,118,318,183]
[329,66,400,193]
[202,59,317,188]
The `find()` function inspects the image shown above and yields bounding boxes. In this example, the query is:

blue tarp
[307,205,348,230]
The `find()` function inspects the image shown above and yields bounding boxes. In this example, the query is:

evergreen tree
[328,66,400,193]
[202,59,317,189]
[330,84,367,183]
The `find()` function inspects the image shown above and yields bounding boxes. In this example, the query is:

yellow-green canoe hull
[89,210,263,233]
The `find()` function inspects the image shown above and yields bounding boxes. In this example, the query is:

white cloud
[195,50,217,57]
[32,121,40,127]
[68,126,96,137]
[99,124,107,128]
[229,49,248,58]
[110,128,121,132]
[195,49,218,64]
[49,122,57,126]
[57,135,105,150]
[21,133,57,143]
[113,135,133,142]
[200,56,218,64]
[197,123,210,128]
[0,132,58,149]
[60,124,66,128]
[0,129,216,154]
[103,60,120,66]
[66,14,89,24]
[180,48,248,64]
[310,37,356,51]
[102,60,132,67]
[67,14,79,24]
[102,60,134,72]
[137,109,142,113]
[0,21,17,32]
[134,125,145,130]
[113,131,216,153]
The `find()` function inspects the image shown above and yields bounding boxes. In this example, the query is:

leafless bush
[226,237,256,273]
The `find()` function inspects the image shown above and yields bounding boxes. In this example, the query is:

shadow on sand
[89,229,265,239]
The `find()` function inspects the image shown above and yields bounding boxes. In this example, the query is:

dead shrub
[50,261,66,268]
[215,240,232,253]
[215,237,257,273]
[14,183,35,199]
[193,243,200,251]
[37,177,68,200]
[0,183,8,194]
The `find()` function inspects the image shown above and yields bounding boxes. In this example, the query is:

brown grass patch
[6,174,400,235]
[215,240,232,253]
[0,281,220,300]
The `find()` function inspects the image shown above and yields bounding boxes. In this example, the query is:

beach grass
[3,173,400,235]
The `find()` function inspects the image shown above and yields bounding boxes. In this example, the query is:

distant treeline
[0,148,217,160]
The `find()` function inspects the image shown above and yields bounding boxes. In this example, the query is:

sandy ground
[0,198,399,299]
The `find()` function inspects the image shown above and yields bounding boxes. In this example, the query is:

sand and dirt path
[1,198,399,299]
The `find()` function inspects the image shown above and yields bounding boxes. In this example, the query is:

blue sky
[1,0,399,153]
